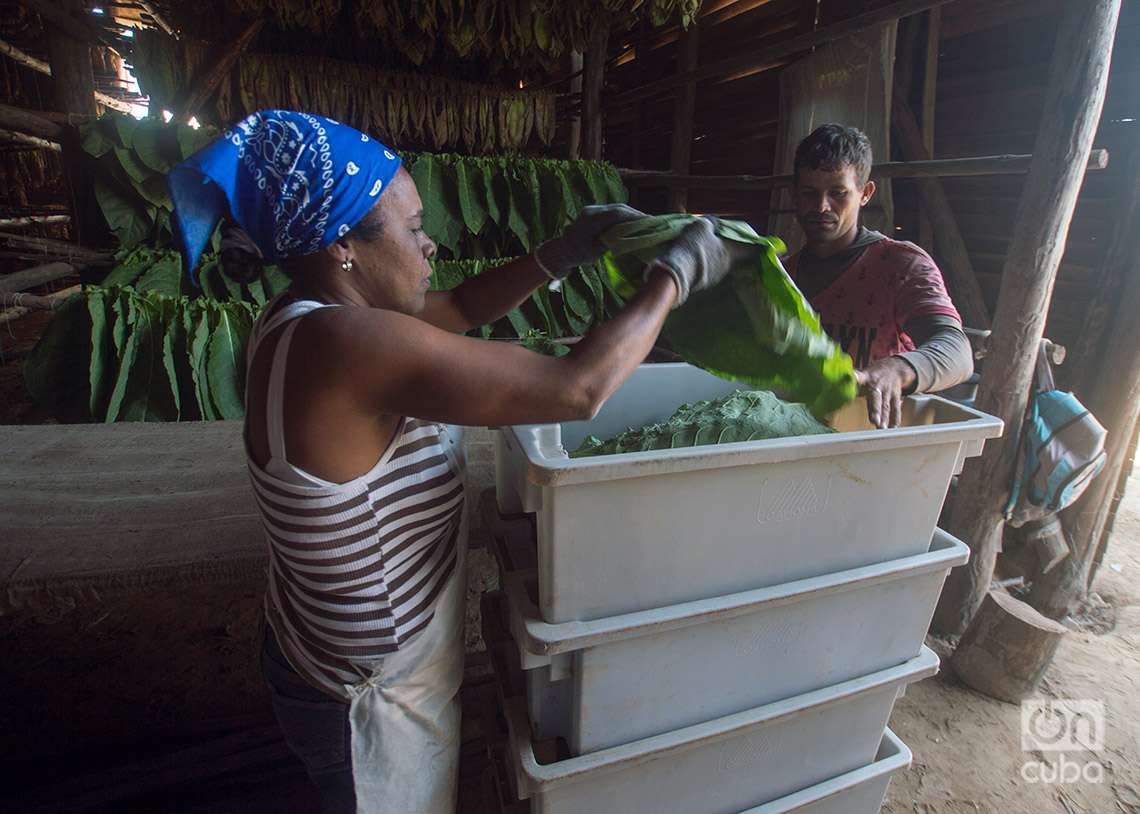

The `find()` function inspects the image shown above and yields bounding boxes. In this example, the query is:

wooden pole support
[582,15,609,161]
[950,590,1068,703]
[933,0,1122,635]
[0,37,133,114]
[893,98,991,327]
[175,18,264,120]
[668,23,700,212]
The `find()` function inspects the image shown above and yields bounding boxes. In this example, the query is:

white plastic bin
[494,362,1002,623]
[502,527,966,754]
[504,647,938,814]
[737,729,911,814]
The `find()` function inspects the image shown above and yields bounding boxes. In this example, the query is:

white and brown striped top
[244,296,464,698]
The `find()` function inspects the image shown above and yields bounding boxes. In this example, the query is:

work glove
[646,216,738,308]
[535,203,646,280]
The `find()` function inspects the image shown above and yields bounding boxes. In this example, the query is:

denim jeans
[260,621,357,814]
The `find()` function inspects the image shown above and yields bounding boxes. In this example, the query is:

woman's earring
[341,259,354,273]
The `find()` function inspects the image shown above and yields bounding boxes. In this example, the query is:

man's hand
[855,357,917,429]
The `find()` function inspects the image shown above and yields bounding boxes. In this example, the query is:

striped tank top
[244,296,465,698]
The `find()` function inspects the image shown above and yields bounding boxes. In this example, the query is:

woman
[170,110,732,814]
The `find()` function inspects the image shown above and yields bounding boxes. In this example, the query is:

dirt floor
[883,461,1140,814]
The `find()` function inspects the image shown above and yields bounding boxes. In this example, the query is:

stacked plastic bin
[485,363,1002,814]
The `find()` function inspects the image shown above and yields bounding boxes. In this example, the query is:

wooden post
[931,0,1121,635]
[46,0,98,117]
[0,38,131,113]
[949,590,1068,703]
[567,51,584,160]
[176,18,264,121]
[918,8,941,250]
[668,24,700,212]
[1088,425,1139,586]
[582,16,609,161]
[892,99,990,327]
[1026,146,1140,618]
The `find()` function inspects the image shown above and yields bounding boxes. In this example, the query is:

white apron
[345,424,468,814]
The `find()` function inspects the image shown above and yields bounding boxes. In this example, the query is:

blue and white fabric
[169,110,402,281]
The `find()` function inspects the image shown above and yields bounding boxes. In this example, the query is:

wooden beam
[139,0,178,39]
[0,287,73,310]
[0,102,66,141]
[0,261,79,294]
[0,283,79,325]
[0,231,110,263]
[612,0,960,107]
[893,99,991,327]
[932,0,1121,636]
[618,149,1109,190]
[175,18,264,120]
[669,24,701,211]
[0,214,70,229]
[0,37,133,114]
[0,128,61,151]
[582,15,609,161]
[1026,142,1140,619]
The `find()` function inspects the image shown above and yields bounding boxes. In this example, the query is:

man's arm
[897,315,974,394]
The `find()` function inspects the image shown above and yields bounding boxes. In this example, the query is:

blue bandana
[169,110,402,281]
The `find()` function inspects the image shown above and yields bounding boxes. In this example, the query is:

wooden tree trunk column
[668,24,700,212]
[581,16,609,161]
[1027,142,1140,619]
[893,98,990,328]
[950,590,1068,703]
[932,0,1122,635]
[46,0,97,117]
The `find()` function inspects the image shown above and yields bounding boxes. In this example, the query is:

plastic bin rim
[734,728,911,814]
[506,646,938,795]
[506,527,968,656]
[506,392,1004,487]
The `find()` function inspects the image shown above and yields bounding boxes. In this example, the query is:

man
[783,123,974,428]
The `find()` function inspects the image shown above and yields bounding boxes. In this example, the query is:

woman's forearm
[562,269,678,415]
[450,255,550,326]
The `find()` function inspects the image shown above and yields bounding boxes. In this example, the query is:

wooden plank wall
[899,0,1140,387]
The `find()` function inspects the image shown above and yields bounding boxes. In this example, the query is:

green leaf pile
[405,153,626,259]
[571,390,834,458]
[600,215,858,416]
[132,32,557,154]
[25,288,257,422]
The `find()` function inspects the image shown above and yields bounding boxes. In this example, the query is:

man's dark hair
[793,124,873,186]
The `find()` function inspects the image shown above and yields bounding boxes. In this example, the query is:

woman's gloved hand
[646,217,744,308]
[535,203,646,280]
